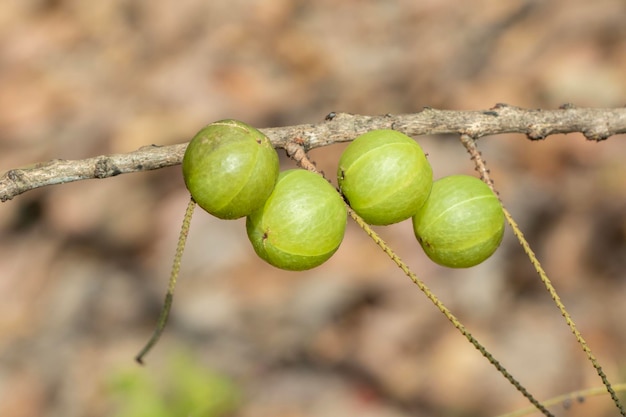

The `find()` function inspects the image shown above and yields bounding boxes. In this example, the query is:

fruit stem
[135,197,196,364]
[460,133,626,417]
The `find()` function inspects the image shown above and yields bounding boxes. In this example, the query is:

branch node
[583,129,610,142]
[526,127,547,141]
[94,158,122,178]
[7,169,23,182]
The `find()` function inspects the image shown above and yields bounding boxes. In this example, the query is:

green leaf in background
[107,350,241,417]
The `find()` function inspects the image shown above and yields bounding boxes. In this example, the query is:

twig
[2,104,626,202]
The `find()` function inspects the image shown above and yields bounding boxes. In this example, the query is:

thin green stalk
[497,383,626,417]
[135,197,196,364]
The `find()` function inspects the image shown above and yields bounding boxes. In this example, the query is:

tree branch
[2,104,625,202]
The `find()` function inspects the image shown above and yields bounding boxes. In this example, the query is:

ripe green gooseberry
[246,169,347,271]
[412,175,505,268]
[182,119,279,219]
[337,129,433,225]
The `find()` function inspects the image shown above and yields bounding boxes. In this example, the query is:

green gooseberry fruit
[246,169,347,271]
[337,129,433,225]
[412,175,505,268]
[182,119,279,220]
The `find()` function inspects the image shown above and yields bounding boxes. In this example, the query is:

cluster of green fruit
[182,119,505,271]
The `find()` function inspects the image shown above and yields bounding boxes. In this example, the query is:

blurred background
[1,1,626,416]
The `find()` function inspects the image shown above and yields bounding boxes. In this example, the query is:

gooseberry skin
[182,119,279,220]
[412,175,505,268]
[337,129,433,225]
[246,169,347,271]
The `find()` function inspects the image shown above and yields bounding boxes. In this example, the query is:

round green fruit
[182,119,279,220]
[246,169,347,271]
[337,129,433,225]
[412,175,504,268]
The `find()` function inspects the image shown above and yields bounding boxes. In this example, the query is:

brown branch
[2,104,626,202]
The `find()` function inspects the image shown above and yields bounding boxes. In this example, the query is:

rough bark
[2,104,625,202]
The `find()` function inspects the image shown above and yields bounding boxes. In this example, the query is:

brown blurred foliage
[1,1,626,416]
